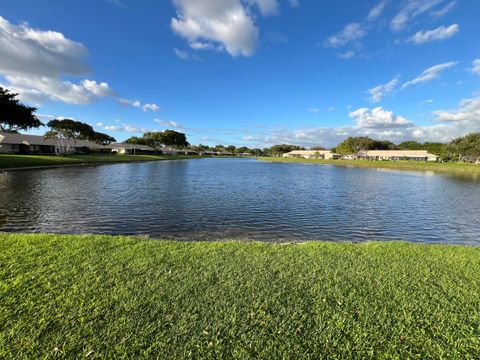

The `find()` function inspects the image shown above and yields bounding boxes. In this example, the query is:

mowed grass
[0,154,200,169]
[1,234,480,358]
[260,156,480,174]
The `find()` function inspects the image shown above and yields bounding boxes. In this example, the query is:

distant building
[0,132,108,155]
[282,150,342,160]
[357,150,438,162]
[109,143,156,155]
[162,147,198,155]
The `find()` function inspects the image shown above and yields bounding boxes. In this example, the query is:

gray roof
[110,143,155,151]
[0,132,107,149]
[0,132,55,146]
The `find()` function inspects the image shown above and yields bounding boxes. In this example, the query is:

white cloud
[154,119,182,128]
[390,0,447,31]
[0,16,88,77]
[288,0,299,7]
[117,98,160,112]
[471,59,480,75]
[433,97,480,123]
[338,50,355,59]
[2,75,114,105]
[246,0,279,16]
[0,15,160,111]
[368,77,399,102]
[408,24,459,44]
[143,103,160,112]
[325,23,367,47]
[430,1,456,17]
[171,0,266,57]
[0,16,117,105]
[349,107,413,128]
[368,1,387,21]
[308,107,320,113]
[420,99,434,105]
[81,80,115,97]
[402,61,457,88]
[174,47,191,60]
[99,122,148,133]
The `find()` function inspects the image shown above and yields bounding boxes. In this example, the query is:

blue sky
[0,0,479,147]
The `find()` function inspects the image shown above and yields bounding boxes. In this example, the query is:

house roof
[0,132,108,149]
[110,143,155,151]
[0,132,55,146]
[359,150,438,158]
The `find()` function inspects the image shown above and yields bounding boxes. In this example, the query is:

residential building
[109,143,156,155]
[357,150,439,162]
[282,150,342,160]
[0,132,108,155]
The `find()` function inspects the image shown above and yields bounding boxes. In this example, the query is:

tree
[142,132,165,153]
[226,145,236,154]
[125,136,147,145]
[236,146,253,155]
[251,148,264,156]
[214,144,226,153]
[398,141,422,150]
[45,119,95,154]
[268,144,304,156]
[92,132,116,145]
[161,129,189,148]
[193,144,210,152]
[447,133,480,162]
[0,87,43,133]
[335,137,396,154]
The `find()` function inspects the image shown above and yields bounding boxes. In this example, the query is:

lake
[1,158,479,245]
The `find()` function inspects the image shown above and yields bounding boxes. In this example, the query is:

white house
[283,150,342,160]
[357,150,439,162]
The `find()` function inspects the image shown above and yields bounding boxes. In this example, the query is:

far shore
[0,154,206,171]
[259,156,480,174]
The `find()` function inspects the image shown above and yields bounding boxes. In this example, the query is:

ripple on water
[0,158,480,244]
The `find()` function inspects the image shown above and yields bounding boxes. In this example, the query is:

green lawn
[260,156,480,174]
[1,234,479,358]
[0,154,200,169]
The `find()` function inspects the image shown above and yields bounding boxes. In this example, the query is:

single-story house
[162,147,198,155]
[198,151,236,156]
[0,132,56,154]
[109,143,156,155]
[357,150,439,162]
[0,132,109,155]
[283,150,342,160]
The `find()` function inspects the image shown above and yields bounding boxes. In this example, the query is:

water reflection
[1,158,480,245]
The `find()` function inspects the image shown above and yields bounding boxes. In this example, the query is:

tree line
[1,86,479,161]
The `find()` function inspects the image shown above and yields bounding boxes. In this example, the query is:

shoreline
[0,154,204,172]
[258,156,480,174]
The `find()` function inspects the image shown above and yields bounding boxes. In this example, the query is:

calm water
[1,158,480,244]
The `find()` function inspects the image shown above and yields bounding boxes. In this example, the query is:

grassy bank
[259,156,480,174]
[1,234,480,358]
[0,154,201,170]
